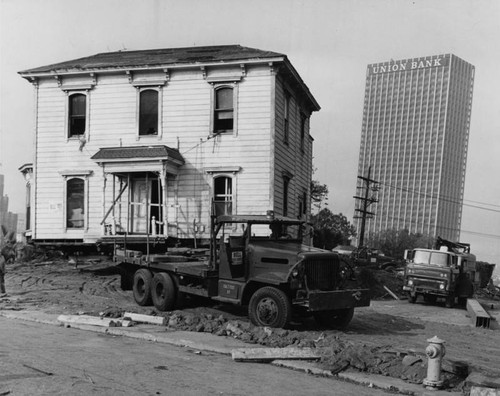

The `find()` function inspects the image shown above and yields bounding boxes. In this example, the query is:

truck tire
[248,287,291,328]
[313,308,354,330]
[151,272,177,311]
[445,294,455,308]
[133,269,153,306]
[423,295,437,304]
[408,293,417,303]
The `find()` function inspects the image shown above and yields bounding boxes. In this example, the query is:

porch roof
[91,145,184,164]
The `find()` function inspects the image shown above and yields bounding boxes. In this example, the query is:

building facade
[19,45,319,245]
[0,174,18,243]
[355,54,474,242]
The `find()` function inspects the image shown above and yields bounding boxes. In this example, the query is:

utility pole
[353,166,379,248]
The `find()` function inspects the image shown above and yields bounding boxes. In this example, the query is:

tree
[310,180,329,212]
[366,228,434,258]
[311,208,356,250]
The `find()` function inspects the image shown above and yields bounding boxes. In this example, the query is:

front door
[129,176,163,234]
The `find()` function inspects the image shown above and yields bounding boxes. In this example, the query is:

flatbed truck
[115,212,370,328]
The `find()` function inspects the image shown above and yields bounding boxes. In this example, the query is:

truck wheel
[423,295,437,304]
[248,287,291,328]
[133,269,153,306]
[151,272,177,311]
[445,294,455,308]
[408,293,417,303]
[458,297,467,306]
[313,308,354,330]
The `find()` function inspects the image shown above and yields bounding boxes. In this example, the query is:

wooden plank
[231,347,320,362]
[123,312,166,326]
[383,285,400,300]
[57,314,130,328]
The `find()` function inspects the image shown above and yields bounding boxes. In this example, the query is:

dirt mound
[115,308,465,388]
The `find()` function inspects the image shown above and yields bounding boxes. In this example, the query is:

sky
[1,0,499,265]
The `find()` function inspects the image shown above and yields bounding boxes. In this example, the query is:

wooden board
[123,312,166,326]
[57,314,131,328]
[231,347,320,362]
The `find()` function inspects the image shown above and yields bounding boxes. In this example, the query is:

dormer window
[214,86,234,133]
[68,93,86,137]
[139,89,159,136]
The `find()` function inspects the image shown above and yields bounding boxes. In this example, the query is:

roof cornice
[18,57,286,79]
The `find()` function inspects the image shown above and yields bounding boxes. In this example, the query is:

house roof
[91,145,184,164]
[19,45,284,74]
[19,45,320,112]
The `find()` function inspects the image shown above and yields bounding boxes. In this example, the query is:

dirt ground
[1,255,499,394]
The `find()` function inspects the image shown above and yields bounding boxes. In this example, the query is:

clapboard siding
[31,60,314,242]
[273,75,313,218]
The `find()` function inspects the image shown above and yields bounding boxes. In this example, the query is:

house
[19,45,320,246]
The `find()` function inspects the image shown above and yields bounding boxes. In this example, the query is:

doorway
[129,174,163,234]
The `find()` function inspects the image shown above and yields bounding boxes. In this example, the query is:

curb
[0,310,475,395]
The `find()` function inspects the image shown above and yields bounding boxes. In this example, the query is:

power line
[382,213,500,239]
[378,181,500,214]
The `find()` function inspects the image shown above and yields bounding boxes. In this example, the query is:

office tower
[355,54,474,242]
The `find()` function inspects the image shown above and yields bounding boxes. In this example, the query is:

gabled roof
[19,45,284,74]
[91,145,184,164]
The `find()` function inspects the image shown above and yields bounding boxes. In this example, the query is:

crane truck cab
[115,212,370,329]
[403,237,479,307]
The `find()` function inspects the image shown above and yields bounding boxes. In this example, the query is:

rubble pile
[132,309,466,388]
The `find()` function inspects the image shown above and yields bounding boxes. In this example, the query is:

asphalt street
[0,317,393,396]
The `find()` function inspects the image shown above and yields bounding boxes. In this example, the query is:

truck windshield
[413,250,450,267]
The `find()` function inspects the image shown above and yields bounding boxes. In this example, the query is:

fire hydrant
[423,336,446,389]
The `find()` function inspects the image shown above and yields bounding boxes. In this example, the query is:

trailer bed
[116,249,217,278]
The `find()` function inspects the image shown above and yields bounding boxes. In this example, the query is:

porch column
[101,169,107,235]
[160,165,168,237]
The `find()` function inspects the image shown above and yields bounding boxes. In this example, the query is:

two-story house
[19,45,320,246]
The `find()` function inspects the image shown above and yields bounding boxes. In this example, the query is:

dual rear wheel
[132,269,177,311]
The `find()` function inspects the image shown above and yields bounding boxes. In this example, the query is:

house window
[298,191,307,218]
[213,176,233,216]
[283,176,290,217]
[300,114,306,153]
[68,93,86,137]
[66,178,85,228]
[284,93,291,144]
[214,86,234,133]
[139,89,159,135]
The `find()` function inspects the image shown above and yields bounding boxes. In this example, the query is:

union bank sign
[369,57,449,75]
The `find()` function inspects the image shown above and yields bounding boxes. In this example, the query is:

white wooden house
[19,45,320,246]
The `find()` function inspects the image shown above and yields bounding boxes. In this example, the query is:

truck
[348,246,403,272]
[115,211,370,329]
[402,237,479,308]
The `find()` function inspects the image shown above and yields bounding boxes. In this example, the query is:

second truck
[115,211,370,329]
[403,237,479,307]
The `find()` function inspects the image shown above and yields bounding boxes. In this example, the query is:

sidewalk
[0,308,468,396]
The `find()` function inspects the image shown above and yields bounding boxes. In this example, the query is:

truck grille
[304,257,339,291]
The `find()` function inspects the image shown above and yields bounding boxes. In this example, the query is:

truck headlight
[439,283,445,290]
[408,279,413,286]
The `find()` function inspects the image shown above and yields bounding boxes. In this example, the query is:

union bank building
[355,54,475,241]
